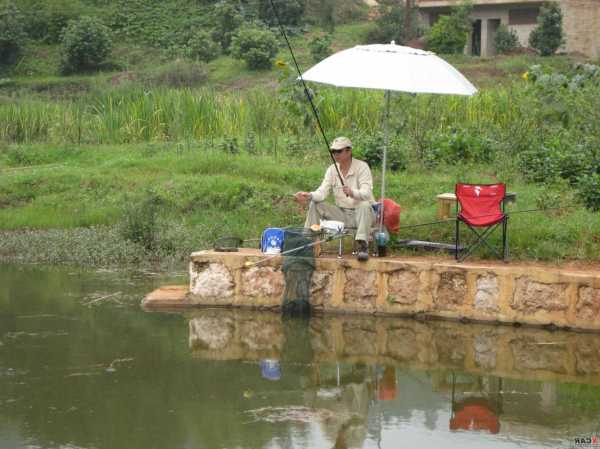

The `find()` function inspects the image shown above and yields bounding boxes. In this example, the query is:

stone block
[239,317,284,353]
[474,274,500,313]
[510,338,567,374]
[241,266,284,299]
[188,314,234,350]
[190,262,234,300]
[434,270,467,310]
[342,319,377,355]
[310,271,334,309]
[385,326,419,361]
[511,277,568,315]
[474,332,498,369]
[387,269,420,305]
[575,338,600,375]
[343,269,378,310]
[576,286,600,322]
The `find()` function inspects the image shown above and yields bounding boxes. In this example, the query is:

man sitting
[294,136,376,261]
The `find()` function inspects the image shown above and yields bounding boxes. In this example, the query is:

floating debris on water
[245,406,352,424]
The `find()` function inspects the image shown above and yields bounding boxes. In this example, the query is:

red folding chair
[455,183,508,262]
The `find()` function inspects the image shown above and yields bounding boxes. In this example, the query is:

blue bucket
[261,228,285,254]
[260,359,281,381]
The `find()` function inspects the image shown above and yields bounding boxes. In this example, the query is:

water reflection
[2,264,600,449]
[189,309,600,448]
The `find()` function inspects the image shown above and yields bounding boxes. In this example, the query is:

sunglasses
[331,148,349,155]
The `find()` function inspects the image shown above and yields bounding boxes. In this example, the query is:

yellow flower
[275,59,287,69]
[522,71,529,81]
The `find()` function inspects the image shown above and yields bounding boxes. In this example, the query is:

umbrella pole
[379,90,391,233]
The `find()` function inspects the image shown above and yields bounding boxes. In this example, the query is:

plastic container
[261,228,285,254]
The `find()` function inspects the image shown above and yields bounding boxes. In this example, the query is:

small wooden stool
[436,193,457,219]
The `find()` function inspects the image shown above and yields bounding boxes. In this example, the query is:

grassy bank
[0,143,598,266]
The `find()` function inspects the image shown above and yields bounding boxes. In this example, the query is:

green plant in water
[120,190,162,250]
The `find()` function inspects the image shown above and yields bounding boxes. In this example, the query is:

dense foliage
[365,0,406,44]
[494,24,519,54]
[308,34,332,62]
[23,0,86,43]
[425,2,472,54]
[230,25,278,70]
[60,15,113,73]
[529,2,564,56]
[0,0,27,67]
[185,30,220,62]
[257,0,305,27]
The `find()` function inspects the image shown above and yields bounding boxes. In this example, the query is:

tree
[0,0,26,67]
[60,16,113,74]
[494,24,519,54]
[257,0,305,27]
[230,25,278,70]
[211,1,243,52]
[365,0,405,44]
[529,2,564,56]
[425,1,473,54]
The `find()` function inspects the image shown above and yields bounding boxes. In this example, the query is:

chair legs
[456,217,508,263]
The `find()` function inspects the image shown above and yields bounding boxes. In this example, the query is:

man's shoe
[356,240,369,262]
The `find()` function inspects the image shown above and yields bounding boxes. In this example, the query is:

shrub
[577,174,600,211]
[425,1,472,54]
[185,30,220,62]
[494,24,519,54]
[258,0,305,27]
[24,0,85,44]
[354,133,407,172]
[0,0,27,67]
[146,60,208,88]
[425,128,496,166]
[230,25,278,70]
[60,16,113,74]
[365,0,405,44]
[211,1,243,52]
[529,2,564,56]
[309,34,332,62]
[120,191,162,251]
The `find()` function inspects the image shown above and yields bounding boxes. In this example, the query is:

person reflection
[304,361,373,449]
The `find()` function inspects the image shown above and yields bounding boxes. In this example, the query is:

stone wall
[188,308,600,386]
[188,249,600,331]
[562,0,600,59]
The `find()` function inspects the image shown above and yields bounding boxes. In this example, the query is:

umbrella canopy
[301,43,477,96]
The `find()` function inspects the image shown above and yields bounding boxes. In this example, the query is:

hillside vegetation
[0,0,599,267]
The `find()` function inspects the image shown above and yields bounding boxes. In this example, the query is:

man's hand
[342,186,354,198]
[294,191,312,204]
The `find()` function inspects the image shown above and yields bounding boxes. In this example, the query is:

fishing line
[396,205,578,231]
[267,0,345,186]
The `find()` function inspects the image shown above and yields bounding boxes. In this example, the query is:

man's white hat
[330,136,352,150]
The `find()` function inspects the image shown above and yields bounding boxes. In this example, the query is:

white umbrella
[300,42,477,235]
[302,43,477,96]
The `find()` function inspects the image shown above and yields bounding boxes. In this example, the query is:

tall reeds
[0,82,540,147]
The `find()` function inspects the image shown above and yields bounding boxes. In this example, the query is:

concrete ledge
[144,249,600,332]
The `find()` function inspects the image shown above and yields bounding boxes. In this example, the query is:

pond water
[1,264,600,449]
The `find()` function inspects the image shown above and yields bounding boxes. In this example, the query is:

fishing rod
[267,0,345,186]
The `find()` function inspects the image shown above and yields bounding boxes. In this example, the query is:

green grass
[0,143,598,266]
